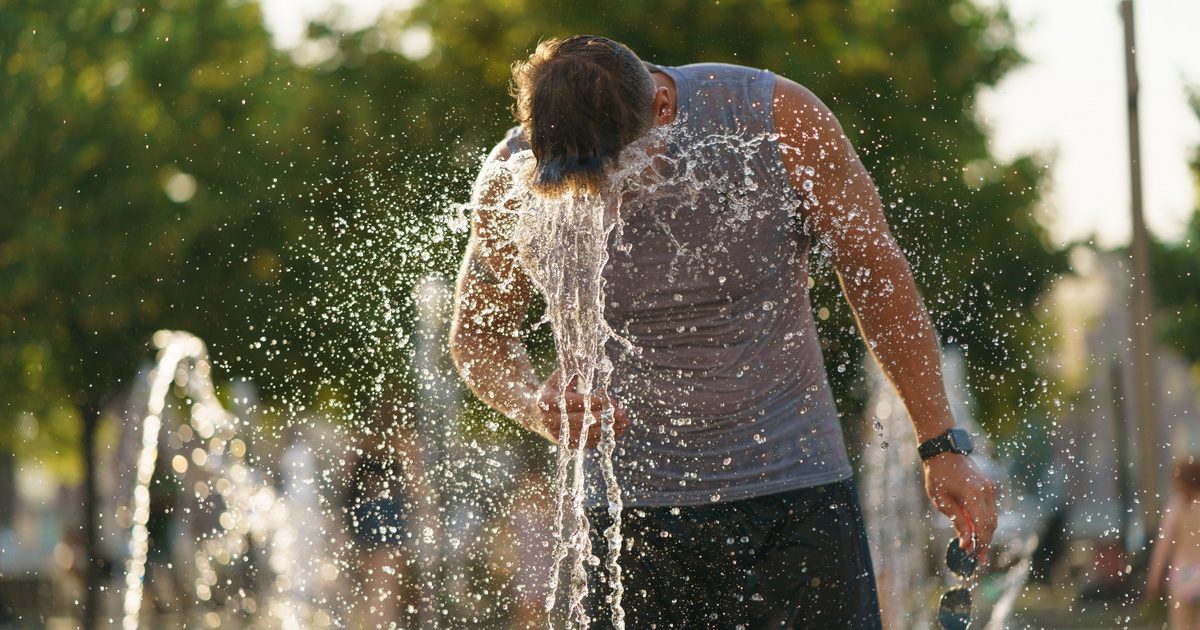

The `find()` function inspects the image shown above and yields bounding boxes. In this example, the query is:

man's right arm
[449,148,548,438]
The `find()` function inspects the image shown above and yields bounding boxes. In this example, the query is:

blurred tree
[0,2,296,448]
[0,1,318,624]
[1151,95,1200,366]
[0,2,499,618]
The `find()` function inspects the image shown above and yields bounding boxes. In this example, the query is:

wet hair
[510,35,656,197]
[1174,457,1200,501]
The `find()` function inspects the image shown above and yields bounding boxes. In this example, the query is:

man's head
[510,36,665,197]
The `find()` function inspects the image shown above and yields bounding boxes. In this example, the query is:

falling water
[478,124,685,628]
[984,534,1039,629]
[861,358,935,628]
[505,159,628,630]
[120,330,306,629]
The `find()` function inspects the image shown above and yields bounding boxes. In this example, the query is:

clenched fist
[923,453,999,564]
[520,369,630,449]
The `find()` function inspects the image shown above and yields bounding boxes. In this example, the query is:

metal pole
[1119,0,1161,534]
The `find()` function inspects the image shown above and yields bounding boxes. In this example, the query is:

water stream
[506,159,630,630]
[120,331,304,629]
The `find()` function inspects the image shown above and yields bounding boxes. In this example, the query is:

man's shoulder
[671,63,818,107]
[770,76,836,130]
[672,62,776,86]
[676,63,788,117]
[489,126,529,162]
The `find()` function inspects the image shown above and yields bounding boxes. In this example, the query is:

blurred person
[1149,458,1200,629]
[450,35,998,628]
[345,422,421,629]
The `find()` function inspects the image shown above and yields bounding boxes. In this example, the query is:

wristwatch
[918,427,973,461]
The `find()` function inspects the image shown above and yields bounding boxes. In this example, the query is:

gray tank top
[504,63,852,506]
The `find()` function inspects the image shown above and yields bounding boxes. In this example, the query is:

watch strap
[919,428,972,460]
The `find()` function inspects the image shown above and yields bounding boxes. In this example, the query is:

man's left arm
[772,77,999,561]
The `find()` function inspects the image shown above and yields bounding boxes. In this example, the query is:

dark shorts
[349,497,408,550]
[586,479,882,629]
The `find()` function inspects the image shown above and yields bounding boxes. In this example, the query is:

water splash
[120,330,306,629]
[508,169,627,630]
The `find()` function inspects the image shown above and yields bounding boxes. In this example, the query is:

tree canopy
[1152,95,1200,368]
[1,0,312,453]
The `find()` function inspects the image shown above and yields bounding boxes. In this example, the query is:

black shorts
[349,497,408,550]
[586,479,883,629]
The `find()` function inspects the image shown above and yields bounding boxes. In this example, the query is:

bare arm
[449,147,546,436]
[773,77,998,559]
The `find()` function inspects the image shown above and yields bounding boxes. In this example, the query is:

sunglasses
[938,537,978,630]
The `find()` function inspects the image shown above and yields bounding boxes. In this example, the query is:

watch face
[948,428,972,454]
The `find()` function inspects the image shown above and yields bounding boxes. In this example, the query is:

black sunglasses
[938,537,978,630]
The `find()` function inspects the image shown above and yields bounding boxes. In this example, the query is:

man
[450,35,998,628]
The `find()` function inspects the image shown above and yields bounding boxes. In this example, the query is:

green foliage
[1152,95,1200,365]
[1154,212,1200,363]
[0,0,311,450]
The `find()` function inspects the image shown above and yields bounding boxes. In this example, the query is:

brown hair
[510,35,655,197]
[1174,457,1200,501]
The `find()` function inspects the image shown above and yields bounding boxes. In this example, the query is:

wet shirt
[504,63,852,507]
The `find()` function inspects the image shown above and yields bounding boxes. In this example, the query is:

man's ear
[653,87,672,125]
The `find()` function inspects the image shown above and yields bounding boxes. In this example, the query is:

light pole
[1119,0,1161,535]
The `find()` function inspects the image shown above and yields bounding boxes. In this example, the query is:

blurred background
[1,0,1197,628]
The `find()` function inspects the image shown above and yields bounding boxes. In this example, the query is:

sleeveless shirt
[502,63,853,506]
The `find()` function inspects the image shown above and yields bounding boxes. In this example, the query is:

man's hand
[923,453,999,564]
[522,370,631,449]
